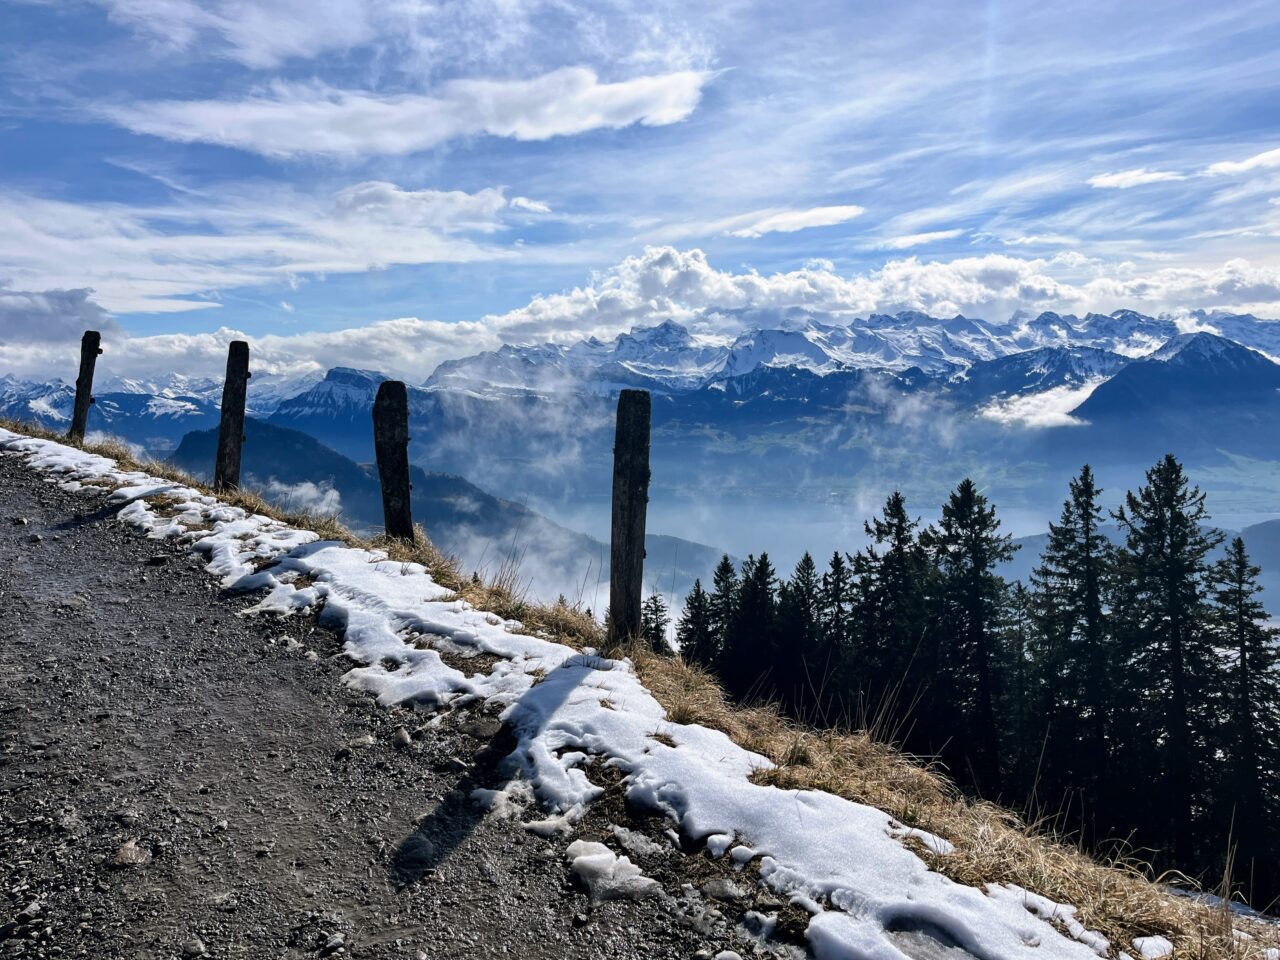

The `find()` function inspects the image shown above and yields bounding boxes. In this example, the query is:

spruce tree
[640,592,672,654]
[777,552,824,715]
[708,554,739,667]
[922,478,1016,792]
[1027,465,1115,825]
[1112,454,1223,865]
[857,492,930,725]
[820,551,854,662]
[722,554,779,700]
[676,579,718,668]
[1209,537,1280,899]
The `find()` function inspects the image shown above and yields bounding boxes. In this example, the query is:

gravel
[0,451,806,959]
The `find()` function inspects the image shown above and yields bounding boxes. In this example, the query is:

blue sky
[3,0,1280,381]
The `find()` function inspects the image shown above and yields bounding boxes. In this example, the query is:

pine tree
[640,592,671,654]
[721,554,779,700]
[1027,465,1115,826]
[1209,537,1280,899]
[676,579,718,668]
[820,551,854,661]
[1112,454,1223,865]
[922,478,1016,792]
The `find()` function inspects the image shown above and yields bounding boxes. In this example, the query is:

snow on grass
[2,426,1116,960]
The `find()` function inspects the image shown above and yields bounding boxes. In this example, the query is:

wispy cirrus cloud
[724,205,866,239]
[1088,168,1187,189]
[878,229,965,250]
[101,68,712,158]
[1205,146,1280,176]
[0,180,543,313]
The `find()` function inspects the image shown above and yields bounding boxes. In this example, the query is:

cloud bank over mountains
[4,247,1280,384]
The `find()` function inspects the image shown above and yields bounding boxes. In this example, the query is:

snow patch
[564,840,662,902]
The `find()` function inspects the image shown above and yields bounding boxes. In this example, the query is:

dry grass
[4,417,1276,958]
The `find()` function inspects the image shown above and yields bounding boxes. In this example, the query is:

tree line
[653,455,1280,907]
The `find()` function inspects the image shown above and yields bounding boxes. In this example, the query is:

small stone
[15,904,40,924]
[181,938,207,957]
[144,554,169,566]
[25,534,41,544]
[391,726,412,750]
[572,913,590,927]
[110,839,150,869]
[319,933,345,956]
[700,878,746,903]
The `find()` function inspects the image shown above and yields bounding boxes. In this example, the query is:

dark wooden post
[608,389,651,645]
[68,330,102,443]
[213,341,251,492]
[373,380,415,542]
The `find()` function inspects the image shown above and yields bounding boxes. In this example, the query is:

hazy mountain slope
[170,418,726,605]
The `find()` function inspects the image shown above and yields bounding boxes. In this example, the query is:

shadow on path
[388,654,603,887]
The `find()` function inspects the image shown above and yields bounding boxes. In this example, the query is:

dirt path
[0,451,764,960]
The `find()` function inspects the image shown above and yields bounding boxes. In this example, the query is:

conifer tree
[1112,454,1223,865]
[640,592,672,654]
[1209,537,1280,897]
[1027,465,1115,822]
[708,554,739,666]
[857,492,930,721]
[777,552,824,714]
[820,551,854,661]
[721,554,779,700]
[676,579,718,668]
[922,478,1016,792]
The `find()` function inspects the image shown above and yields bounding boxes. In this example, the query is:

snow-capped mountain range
[422,309,1280,397]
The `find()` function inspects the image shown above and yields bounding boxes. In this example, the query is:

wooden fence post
[68,330,102,443]
[213,341,251,492]
[608,389,651,645]
[373,380,415,542]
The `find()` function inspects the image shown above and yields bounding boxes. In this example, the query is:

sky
[3,0,1280,383]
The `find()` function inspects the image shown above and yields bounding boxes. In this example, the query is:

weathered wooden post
[607,389,651,646]
[68,330,102,443]
[373,380,415,541]
[213,340,251,492]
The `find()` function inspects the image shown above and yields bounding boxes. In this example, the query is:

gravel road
[0,451,803,960]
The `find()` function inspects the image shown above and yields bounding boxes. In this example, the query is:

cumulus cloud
[1205,146,1280,176]
[102,68,710,158]
[6,248,1280,386]
[0,284,119,344]
[726,205,866,239]
[879,229,965,249]
[1088,168,1187,188]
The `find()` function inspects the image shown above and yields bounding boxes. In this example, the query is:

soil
[0,450,805,960]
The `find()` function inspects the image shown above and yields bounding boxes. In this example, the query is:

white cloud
[6,248,1280,386]
[0,181,527,314]
[1087,168,1187,189]
[726,205,866,239]
[879,229,965,249]
[263,478,343,515]
[979,380,1106,428]
[102,68,711,158]
[510,196,552,214]
[1205,146,1280,176]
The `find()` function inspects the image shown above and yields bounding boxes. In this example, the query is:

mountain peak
[1148,331,1248,364]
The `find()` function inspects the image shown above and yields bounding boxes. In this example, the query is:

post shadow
[387,653,603,887]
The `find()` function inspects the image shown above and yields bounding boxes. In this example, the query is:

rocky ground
[0,450,808,960]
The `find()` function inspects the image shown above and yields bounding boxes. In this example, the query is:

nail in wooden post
[68,330,102,443]
[214,341,251,492]
[608,389,651,645]
[373,380,415,542]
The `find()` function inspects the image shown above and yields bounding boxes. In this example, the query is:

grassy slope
[3,416,1275,960]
